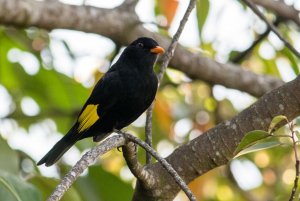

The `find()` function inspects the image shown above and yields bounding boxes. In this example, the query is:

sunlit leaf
[262,58,280,77]
[295,130,300,140]
[3,62,88,131]
[281,47,299,75]
[234,140,282,158]
[0,36,19,90]
[234,130,270,155]
[196,0,210,38]
[0,171,41,201]
[0,137,19,174]
[268,115,288,133]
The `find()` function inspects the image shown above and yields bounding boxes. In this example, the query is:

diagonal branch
[157,0,197,82]
[128,75,300,201]
[0,0,284,97]
[119,131,197,201]
[231,17,282,63]
[47,76,300,201]
[162,75,300,188]
[241,0,300,58]
[145,0,196,165]
[250,0,300,28]
[47,135,126,201]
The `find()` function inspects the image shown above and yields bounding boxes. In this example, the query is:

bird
[37,37,165,166]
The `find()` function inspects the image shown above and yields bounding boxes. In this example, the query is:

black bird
[37,37,164,166]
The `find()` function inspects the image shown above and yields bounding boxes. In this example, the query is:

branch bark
[47,74,300,200]
[130,75,300,200]
[0,0,284,97]
[47,135,126,201]
[2,0,300,200]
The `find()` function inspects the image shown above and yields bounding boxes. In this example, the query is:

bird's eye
[136,43,144,48]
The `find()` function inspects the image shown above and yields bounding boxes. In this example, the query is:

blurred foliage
[0,0,300,200]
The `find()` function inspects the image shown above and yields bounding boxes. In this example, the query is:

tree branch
[131,76,300,200]
[241,0,300,58]
[3,0,300,200]
[157,0,197,82]
[231,17,282,63]
[119,131,197,201]
[47,75,300,201]
[145,0,196,166]
[47,135,126,201]
[122,141,153,188]
[165,75,300,191]
[145,103,154,164]
[250,0,300,28]
[0,0,284,97]
[288,122,299,201]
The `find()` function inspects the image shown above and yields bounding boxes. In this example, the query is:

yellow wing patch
[78,104,100,133]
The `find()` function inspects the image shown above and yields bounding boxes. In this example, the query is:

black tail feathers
[37,127,78,166]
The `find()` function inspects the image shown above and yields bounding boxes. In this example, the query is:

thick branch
[47,77,300,201]
[122,142,153,188]
[0,0,284,96]
[134,76,300,200]
[120,132,197,201]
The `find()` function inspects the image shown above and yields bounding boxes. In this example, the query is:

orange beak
[150,46,165,54]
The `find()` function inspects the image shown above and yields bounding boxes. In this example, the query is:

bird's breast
[120,71,157,106]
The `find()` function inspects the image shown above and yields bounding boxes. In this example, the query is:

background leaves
[0,0,300,200]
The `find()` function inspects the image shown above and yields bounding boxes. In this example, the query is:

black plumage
[37,37,164,166]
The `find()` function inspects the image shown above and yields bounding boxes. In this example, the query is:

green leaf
[28,176,82,201]
[196,0,210,39]
[262,58,280,77]
[0,171,41,201]
[234,140,282,158]
[234,130,270,155]
[295,131,300,139]
[268,115,288,133]
[75,166,132,201]
[0,137,19,174]
[281,47,299,75]
[0,177,22,201]
[0,35,20,90]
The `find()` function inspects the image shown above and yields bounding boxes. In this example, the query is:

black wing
[75,67,123,134]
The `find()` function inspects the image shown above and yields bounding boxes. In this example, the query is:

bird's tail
[37,126,79,167]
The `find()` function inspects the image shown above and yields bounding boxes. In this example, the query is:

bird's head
[129,37,165,55]
[120,37,165,70]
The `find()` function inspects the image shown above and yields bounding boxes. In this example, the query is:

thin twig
[117,131,197,201]
[145,103,154,164]
[157,0,197,82]
[288,122,299,201]
[241,0,300,58]
[231,17,282,63]
[47,135,126,201]
[144,0,197,165]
